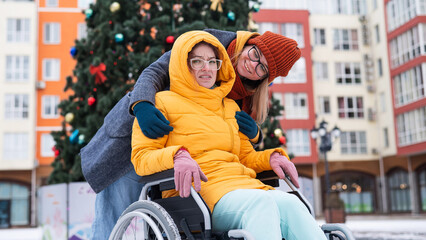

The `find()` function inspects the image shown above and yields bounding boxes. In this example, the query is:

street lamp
[310,120,341,214]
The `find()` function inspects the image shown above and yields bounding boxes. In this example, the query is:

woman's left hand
[235,111,259,139]
[269,152,300,188]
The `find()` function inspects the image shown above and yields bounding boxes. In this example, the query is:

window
[41,134,55,157]
[43,23,60,44]
[335,62,361,84]
[375,25,380,43]
[333,0,367,14]
[418,166,426,211]
[286,129,310,156]
[396,106,426,146]
[340,131,367,154]
[330,171,375,213]
[281,23,304,48]
[386,0,423,31]
[258,22,279,33]
[338,96,364,118]
[314,28,326,45]
[5,56,29,82]
[388,168,411,212]
[333,29,358,50]
[373,0,377,10]
[377,58,383,77]
[2,133,29,160]
[279,57,306,83]
[42,95,59,119]
[389,26,421,68]
[42,59,60,81]
[46,0,58,7]
[314,62,328,81]
[383,127,389,148]
[393,65,425,107]
[77,23,88,40]
[7,18,30,43]
[4,94,29,119]
[284,93,308,119]
[318,96,331,115]
[78,0,94,9]
[0,182,29,226]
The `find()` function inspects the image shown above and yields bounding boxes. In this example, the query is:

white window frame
[397,106,426,146]
[314,28,326,46]
[287,129,311,156]
[393,65,425,107]
[6,56,29,82]
[77,23,88,40]
[318,96,331,115]
[41,95,59,119]
[340,131,367,154]
[335,62,361,84]
[338,96,364,119]
[281,23,304,48]
[333,29,358,50]
[3,133,29,161]
[41,134,55,157]
[4,94,29,119]
[283,57,306,83]
[42,58,60,81]
[314,62,328,81]
[78,0,94,9]
[7,18,30,43]
[43,22,61,44]
[272,92,285,120]
[284,93,308,119]
[46,0,58,7]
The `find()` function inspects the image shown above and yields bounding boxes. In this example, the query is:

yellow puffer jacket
[131,31,288,211]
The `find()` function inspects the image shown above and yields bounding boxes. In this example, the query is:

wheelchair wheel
[109,200,180,240]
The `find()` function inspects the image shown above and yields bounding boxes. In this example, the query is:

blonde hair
[232,48,269,124]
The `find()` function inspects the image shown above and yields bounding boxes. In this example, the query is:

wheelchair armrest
[139,169,175,183]
[256,170,279,187]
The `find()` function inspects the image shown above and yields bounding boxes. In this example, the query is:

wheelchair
[109,169,355,240]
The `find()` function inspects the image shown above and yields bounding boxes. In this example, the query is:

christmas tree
[48,0,262,184]
[257,93,294,159]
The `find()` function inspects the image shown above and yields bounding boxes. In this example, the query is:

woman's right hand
[173,149,208,198]
[133,101,173,139]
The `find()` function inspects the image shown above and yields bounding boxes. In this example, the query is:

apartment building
[36,0,89,185]
[254,0,426,216]
[0,0,37,228]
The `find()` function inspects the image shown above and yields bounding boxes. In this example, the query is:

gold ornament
[65,112,74,123]
[110,2,121,13]
[210,0,223,12]
[274,128,283,138]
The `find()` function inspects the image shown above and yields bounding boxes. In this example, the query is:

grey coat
[81,29,237,193]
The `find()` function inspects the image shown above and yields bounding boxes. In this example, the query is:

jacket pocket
[105,93,135,138]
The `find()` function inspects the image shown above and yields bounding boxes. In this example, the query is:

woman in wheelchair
[131,31,326,240]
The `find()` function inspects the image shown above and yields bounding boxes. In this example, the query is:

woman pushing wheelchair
[131,31,326,240]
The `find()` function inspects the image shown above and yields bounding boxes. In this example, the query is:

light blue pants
[212,189,326,240]
[91,169,145,240]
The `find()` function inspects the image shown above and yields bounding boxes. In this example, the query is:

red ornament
[54,149,60,157]
[88,96,96,106]
[279,136,286,145]
[166,35,175,44]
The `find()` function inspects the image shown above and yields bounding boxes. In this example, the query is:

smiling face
[188,43,219,89]
[236,45,269,81]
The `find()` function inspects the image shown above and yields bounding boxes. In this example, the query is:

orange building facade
[36,0,88,184]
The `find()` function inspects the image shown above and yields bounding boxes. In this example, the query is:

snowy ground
[1,215,426,240]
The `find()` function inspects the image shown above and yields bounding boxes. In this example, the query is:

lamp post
[310,120,341,220]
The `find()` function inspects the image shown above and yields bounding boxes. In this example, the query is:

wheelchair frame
[109,169,355,240]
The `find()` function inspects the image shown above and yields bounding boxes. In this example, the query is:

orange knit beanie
[247,31,301,83]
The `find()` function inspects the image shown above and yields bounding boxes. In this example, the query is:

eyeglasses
[189,58,222,70]
[247,46,269,79]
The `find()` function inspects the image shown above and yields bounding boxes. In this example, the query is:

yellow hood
[169,31,236,111]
